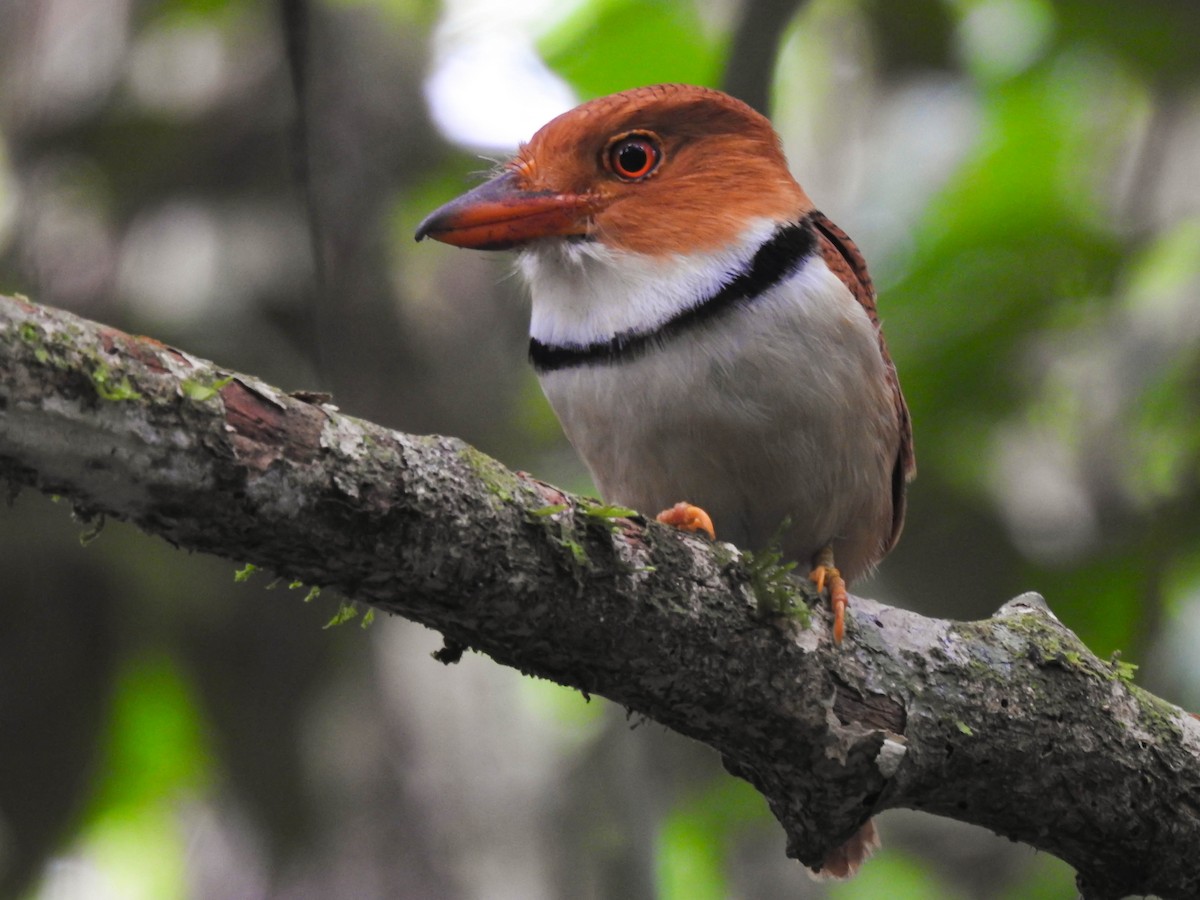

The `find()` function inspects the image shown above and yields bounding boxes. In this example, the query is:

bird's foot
[655,502,715,540]
[809,546,848,644]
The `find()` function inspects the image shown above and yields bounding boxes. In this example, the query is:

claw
[829,570,848,644]
[811,564,828,594]
[809,546,848,644]
[655,502,716,540]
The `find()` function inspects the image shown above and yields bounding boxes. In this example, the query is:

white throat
[518,219,781,348]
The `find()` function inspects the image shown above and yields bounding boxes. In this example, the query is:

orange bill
[414,171,592,250]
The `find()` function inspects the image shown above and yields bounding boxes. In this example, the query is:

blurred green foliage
[541,0,723,97]
[79,656,210,900]
[827,852,958,900]
[658,779,764,900]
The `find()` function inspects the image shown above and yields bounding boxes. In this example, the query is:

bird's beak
[414,170,592,250]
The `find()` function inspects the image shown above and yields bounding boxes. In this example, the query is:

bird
[415,83,914,877]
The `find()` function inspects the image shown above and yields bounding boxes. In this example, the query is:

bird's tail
[809,819,880,880]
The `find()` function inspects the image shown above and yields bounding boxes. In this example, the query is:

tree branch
[1,293,1197,899]
[721,0,804,114]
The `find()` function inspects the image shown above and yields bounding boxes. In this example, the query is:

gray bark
[1,292,1197,900]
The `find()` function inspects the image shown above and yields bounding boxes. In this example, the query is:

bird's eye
[607,134,661,181]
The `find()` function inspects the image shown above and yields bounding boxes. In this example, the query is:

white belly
[536,266,898,580]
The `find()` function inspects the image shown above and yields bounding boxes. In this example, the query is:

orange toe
[656,502,716,540]
[809,564,827,594]
[809,548,848,644]
[829,571,848,644]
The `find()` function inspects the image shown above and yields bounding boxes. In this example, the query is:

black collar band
[529,217,817,373]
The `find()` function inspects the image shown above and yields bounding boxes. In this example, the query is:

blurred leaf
[518,678,605,732]
[865,0,958,74]
[1131,353,1200,505]
[998,849,1079,899]
[540,0,722,99]
[1166,546,1200,616]
[157,0,238,16]
[659,814,725,900]
[1053,0,1200,86]
[657,778,768,900]
[60,655,213,900]
[1122,220,1200,506]
[828,849,964,900]
[1034,554,1145,656]
[326,0,439,29]
[888,57,1130,483]
[88,655,210,817]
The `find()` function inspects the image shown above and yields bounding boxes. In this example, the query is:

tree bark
[1,292,1197,900]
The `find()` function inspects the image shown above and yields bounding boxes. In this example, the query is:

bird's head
[415,84,812,258]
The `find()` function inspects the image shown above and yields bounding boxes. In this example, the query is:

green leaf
[827,850,958,900]
[560,538,589,566]
[323,601,359,629]
[233,563,257,582]
[82,655,212,899]
[1053,0,1200,86]
[540,0,722,99]
[180,374,233,402]
[658,779,767,900]
[740,519,806,622]
[92,363,143,401]
[1109,651,1138,683]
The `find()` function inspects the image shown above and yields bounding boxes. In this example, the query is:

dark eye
[608,135,661,181]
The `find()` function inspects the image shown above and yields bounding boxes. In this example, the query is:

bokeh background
[2,0,1200,897]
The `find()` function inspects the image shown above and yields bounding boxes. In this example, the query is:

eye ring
[606,133,662,181]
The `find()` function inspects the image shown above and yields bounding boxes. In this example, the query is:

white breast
[521,219,778,349]
[521,236,899,581]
